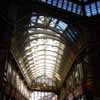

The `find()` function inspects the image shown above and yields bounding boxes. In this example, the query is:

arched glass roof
[40,0,82,15]
[17,12,79,90]
[39,0,100,17]
[28,13,78,42]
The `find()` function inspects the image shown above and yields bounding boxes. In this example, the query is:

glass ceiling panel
[30,14,78,42]
[91,3,97,16]
[57,21,68,31]
[58,0,63,8]
[38,16,45,24]
[39,0,100,16]
[47,0,52,4]
[31,91,57,100]
[40,0,82,15]
[97,1,100,14]
[49,18,58,27]
[31,16,37,23]
[53,0,57,6]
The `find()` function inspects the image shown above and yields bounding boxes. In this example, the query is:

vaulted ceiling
[0,0,100,93]
[12,12,79,92]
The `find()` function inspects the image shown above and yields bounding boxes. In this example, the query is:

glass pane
[77,5,81,15]
[57,21,68,32]
[37,16,45,24]
[31,92,57,100]
[47,0,52,4]
[63,0,68,10]
[72,3,77,13]
[31,16,37,23]
[58,0,63,8]
[97,1,100,14]
[91,3,97,15]
[85,5,91,16]
[53,0,57,6]
[49,18,57,27]
[67,2,72,12]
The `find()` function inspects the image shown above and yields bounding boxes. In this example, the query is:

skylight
[31,91,57,100]
[67,1,72,12]
[56,21,68,32]
[63,0,67,10]
[53,0,57,6]
[38,16,45,24]
[30,15,77,42]
[58,0,63,8]
[72,3,77,13]
[85,5,91,16]
[91,3,97,16]
[49,18,58,27]
[97,1,100,14]
[47,0,52,4]
[40,0,82,15]
[40,0,100,16]
[31,16,37,22]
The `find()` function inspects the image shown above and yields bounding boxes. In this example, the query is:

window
[97,1,100,14]
[49,18,57,27]
[72,3,77,13]
[37,16,45,24]
[58,0,63,8]
[63,0,68,10]
[40,0,100,16]
[91,3,97,16]
[53,0,57,6]
[31,16,37,23]
[56,21,68,32]
[31,91,57,100]
[85,5,91,16]
[77,5,81,15]
[47,0,52,4]
[67,2,72,12]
